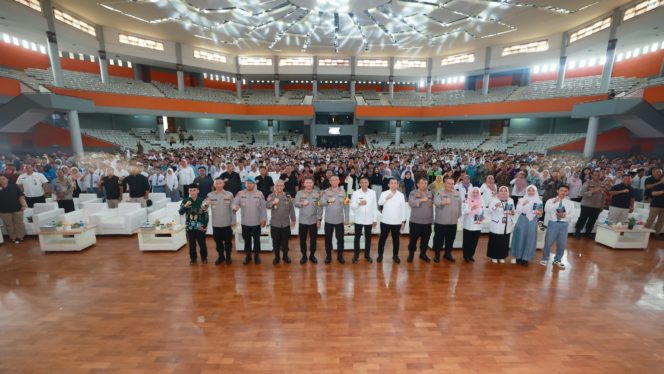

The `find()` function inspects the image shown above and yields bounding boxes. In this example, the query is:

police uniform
[407,190,434,262]
[320,187,350,263]
[294,189,323,263]
[267,192,296,264]
[433,190,462,262]
[233,189,267,264]
[207,189,236,265]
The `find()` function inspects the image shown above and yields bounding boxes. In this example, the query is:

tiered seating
[436,134,489,150]
[152,81,239,103]
[390,91,424,106]
[281,90,308,105]
[81,128,143,150]
[0,66,43,91]
[508,76,645,101]
[244,91,276,105]
[24,68,164,97]
[233,131,300,148]
[431,86,517,106]
[365,133,395,148]
[317,90,351,100]
[507,133,586,154]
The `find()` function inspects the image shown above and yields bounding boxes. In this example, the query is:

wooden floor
[0,234,663,373]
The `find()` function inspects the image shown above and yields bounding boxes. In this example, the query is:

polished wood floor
[1,234,663,373]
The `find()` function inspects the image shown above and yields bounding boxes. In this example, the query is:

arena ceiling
[59,0,633,57]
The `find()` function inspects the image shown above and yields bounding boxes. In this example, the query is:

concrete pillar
[395,120,401,147]
[426,77,432,101]
[312,80,318,100]
[274,80,280,100]
[350,80,356,99]
[176,70,185,92]
[68,110,84,156]
[98,51,109,84]
[502,122,509,144]
[45,32,64,87]
[436,122,442,144]
[236,76,242,100]
[600,10,621,93]
[482,47,491,96]
[133,63,141,81]
[556,32,569,89]
[389,80,394,99]
[225,120,232,142]
[309,119,316,146]
[584,116,600,158]
[268,120,274,145]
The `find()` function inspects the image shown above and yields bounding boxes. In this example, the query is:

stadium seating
[508,76,645,101]
[152,81,239,103]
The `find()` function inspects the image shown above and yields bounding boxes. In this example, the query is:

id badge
[501,217,507,224]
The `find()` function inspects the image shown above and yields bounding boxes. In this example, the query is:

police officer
[433,176,463,263]
[233,176,267,265]
[294,176,323,264]
[267,180,296,264]
[320,175,350,264]
[407,177,433,263]
[207,178,236,265]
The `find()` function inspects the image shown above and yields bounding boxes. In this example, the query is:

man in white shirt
[377,178,407,264]
[177,160,196,198]
[541,185,575,270]
[78,168,100,195]
[149,170,166,193]
[16,164,49,207]
[350,176,377,263]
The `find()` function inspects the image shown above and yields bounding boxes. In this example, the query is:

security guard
[294,176,323,264]
[267,180,296,264]
[233,176,267,265]
[407,177,434,263]
[320,175,350,264]
[433,176,463,263]
[207,178,236,265]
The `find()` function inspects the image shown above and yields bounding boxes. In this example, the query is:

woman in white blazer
[461,187,485,262]
[486,186,515,263]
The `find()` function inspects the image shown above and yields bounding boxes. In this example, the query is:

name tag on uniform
[502,217,507,224]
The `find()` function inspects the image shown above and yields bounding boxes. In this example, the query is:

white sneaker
[539,259,548,266]
[498,259,506,264]
[491,259,498,263]
[510,258,517,264]
[553,261,566,269]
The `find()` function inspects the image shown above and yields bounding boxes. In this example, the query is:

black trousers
[324,222,344,256]
[433,223,457,256]
[354,223,372,258]
[242,225,261,256]
[57,199,75,213]
[187,230,207,261]
[462,229,481,260]
[25,195,45,208]
[299,223,317,257]
[271,226,291,258]
[212,226,233,259]
[182,184,190,199]
[378,223,401,258]
[408,222,432,255]
[575,205,601,235]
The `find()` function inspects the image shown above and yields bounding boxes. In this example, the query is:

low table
[594,225,653,249]
[137,225,186,251]
[38,226,96,252]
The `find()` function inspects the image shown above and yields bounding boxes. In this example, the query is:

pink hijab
[466,187,483,217]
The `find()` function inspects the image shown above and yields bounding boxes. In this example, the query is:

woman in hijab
[510,171,528,205]
[461,187,485,262]
[165,168,180,202]
[487,186,515,263]
[402,171,415,200]
[480,175,497,208]
[511,185,542,266]
[567,171,583,202]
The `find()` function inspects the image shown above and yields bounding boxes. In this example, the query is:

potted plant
[627,216,637,230]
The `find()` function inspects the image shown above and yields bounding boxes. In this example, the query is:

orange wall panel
[202,79,237,91]
[356,84,383,92]
[552,127,656,154]
[0,76,22,97]
[0,42,50,69]
[60,58,99,74]
[613,49,664,78]
[8,123,117,148]
[284,83,313,91]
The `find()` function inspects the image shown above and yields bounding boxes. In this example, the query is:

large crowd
[1,145,663,268]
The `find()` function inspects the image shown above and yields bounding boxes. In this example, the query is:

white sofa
[90,202,147,235]
[148,192,168,213]
[30,203,65,235]
[59,209,91,226]
[147,202,182,225]
[74,193,102,210]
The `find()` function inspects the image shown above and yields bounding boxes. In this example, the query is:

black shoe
[189,260,197,266]
[309,255,318,264]
[338,256,345,264]
[201,259,208,264]
[254,256,261,265]
[406,253,414,263]
[214,258,223,266]
[521,260,529,267]
[469,257,475,262]
[273,257,280,265]
[419,254,431,263]
[433,253,441,263]
[443,255,456,263]
[283,255,291,264]
[243,256,252,265]
[226,257,232,265]
[352,255,359,264]
[392,256,401,264]
[300,256,307,264]
[365,256,373,264]
[377,255,383,263]
[656,234,664,240]
[464,258,471,263]
[324,255,332,264]
[574,233,581,240]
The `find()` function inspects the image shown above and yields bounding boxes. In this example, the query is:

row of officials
[179,174,574,268]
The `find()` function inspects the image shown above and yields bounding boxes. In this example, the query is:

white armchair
[148,202,181,225]
[90,202,147,235]
[59,209,91,227]
[148,192,168,213]
[31,203,65,234]
[74,193,102,210]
